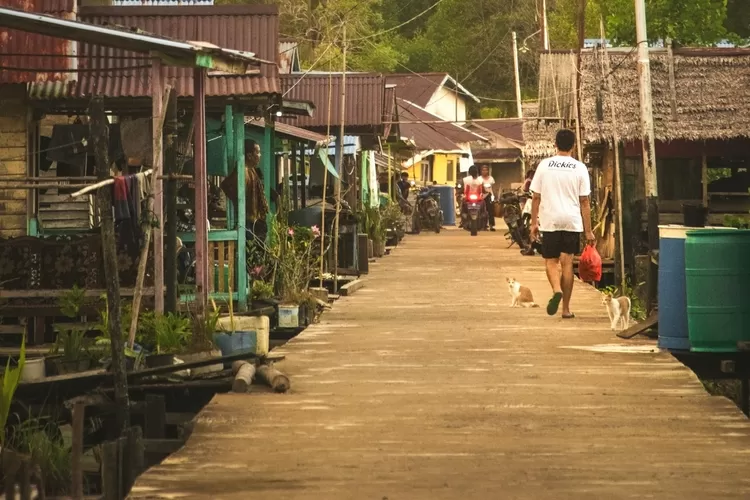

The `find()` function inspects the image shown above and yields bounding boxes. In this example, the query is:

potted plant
[50,328,90,374]
[365,206,387,258]
[94,297,144,371]
[146,312,192,368]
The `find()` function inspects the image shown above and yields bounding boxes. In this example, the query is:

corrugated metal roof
[0,0,75,84]
[398,98,485,145]
[468,119,523,142]
[246,118,329,145]
[382,85,397,139]
[280,73,384,131]
[278,40,299,74]
[75,6,279,98]
[386,73,481,107]
[396,98,462,152]
[26,5,280,99]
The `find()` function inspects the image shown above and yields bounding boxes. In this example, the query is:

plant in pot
[274,221,322,328]
[93,296,145,371]
[147,312,192,368]
[49,328,91,374]
[364,206,387,258]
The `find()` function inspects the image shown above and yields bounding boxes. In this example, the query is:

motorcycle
[462,192,486,237]
[500,189,533,252]
[412,185,443,234]
[455,182,464,227]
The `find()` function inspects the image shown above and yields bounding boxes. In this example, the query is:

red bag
[579,244,602,282]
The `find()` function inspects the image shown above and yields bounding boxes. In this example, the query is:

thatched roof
[538,48,750,144]
[522,102,565,159]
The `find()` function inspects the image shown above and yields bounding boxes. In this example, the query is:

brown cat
[507,277,539,308]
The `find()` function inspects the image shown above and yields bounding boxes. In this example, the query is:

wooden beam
[193,67,210,333]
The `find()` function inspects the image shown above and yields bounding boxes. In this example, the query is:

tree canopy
[219,0,750,116]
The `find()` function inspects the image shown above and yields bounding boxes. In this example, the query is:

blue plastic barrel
[657,226,690,351]
[433,185,456,226]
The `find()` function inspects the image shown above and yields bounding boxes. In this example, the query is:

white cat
[507,278,539,308]
[602,294,631,332]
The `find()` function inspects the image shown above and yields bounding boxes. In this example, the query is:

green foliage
[600,0,729,46]
[724,214,750,229]
[252,280,275,301]
[154,313,192,355]
[0,340,24,447]
[51,329,88,363]
[362,205,387,243]
[10,418,70,495]
[58,285,86,319]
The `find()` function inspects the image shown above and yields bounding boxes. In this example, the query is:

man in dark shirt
[397,172,411,201]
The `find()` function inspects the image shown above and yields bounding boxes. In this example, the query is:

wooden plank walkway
[129,229,750,500]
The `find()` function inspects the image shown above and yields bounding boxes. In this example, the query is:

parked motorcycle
[412,186,443,234]
[500,189,532,251]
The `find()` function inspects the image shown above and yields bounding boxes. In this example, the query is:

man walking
[529,129,595,318]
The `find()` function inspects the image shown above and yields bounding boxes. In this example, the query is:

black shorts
[541,231,580,259]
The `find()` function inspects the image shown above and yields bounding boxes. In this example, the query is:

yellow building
[406,152,464,185]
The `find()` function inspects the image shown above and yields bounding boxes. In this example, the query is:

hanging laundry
[47,125,88,171]
[47,124,124,172]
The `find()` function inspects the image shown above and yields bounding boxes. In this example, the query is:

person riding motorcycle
[461,165,486,223]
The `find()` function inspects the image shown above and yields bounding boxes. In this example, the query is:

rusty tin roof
[0,0,75,83]
[73,5,280,98]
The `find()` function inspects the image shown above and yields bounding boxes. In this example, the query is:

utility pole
[634,0,659,252]
[512,32,523,119]
[542,0,550,50]
[574,0,586,160]
[333,25,346,293]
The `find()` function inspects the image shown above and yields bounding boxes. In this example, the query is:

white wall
[425,86,467,123]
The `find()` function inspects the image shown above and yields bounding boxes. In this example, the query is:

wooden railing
[176,229,247,310]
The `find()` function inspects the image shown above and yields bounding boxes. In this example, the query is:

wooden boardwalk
[130,229,750,500]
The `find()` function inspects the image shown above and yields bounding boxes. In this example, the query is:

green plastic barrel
[685,229,750,352]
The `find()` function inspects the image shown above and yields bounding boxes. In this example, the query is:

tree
[725,0,750,38]
[599,0,729,46]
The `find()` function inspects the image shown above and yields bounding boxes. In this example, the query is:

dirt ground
[129,228,750,500]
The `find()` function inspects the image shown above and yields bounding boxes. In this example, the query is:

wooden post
[129,85,171,347]
[702,151,708,208]
[234,109,248,311]
[152,58,165,314]
[123,426,144,492]
[90,97,130,435]
[194,67,210,328]
[100,439,121,500]
[144,394,166,440]
[300,142,307,208]
[292,142,299,211]
[165,87,179,314]
[71,402,84,499]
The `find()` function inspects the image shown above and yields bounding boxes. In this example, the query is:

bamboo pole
[68,169,153,199]
[333,25,347,294]
[319,51,334,289]
[601,19,626,291]
[128,85,171,348]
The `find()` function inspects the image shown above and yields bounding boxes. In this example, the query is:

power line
[348,0,447,42]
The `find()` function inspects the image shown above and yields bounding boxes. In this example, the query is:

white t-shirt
[463,176,483,197]
[529,155,591,232]
[480,175,495,194]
